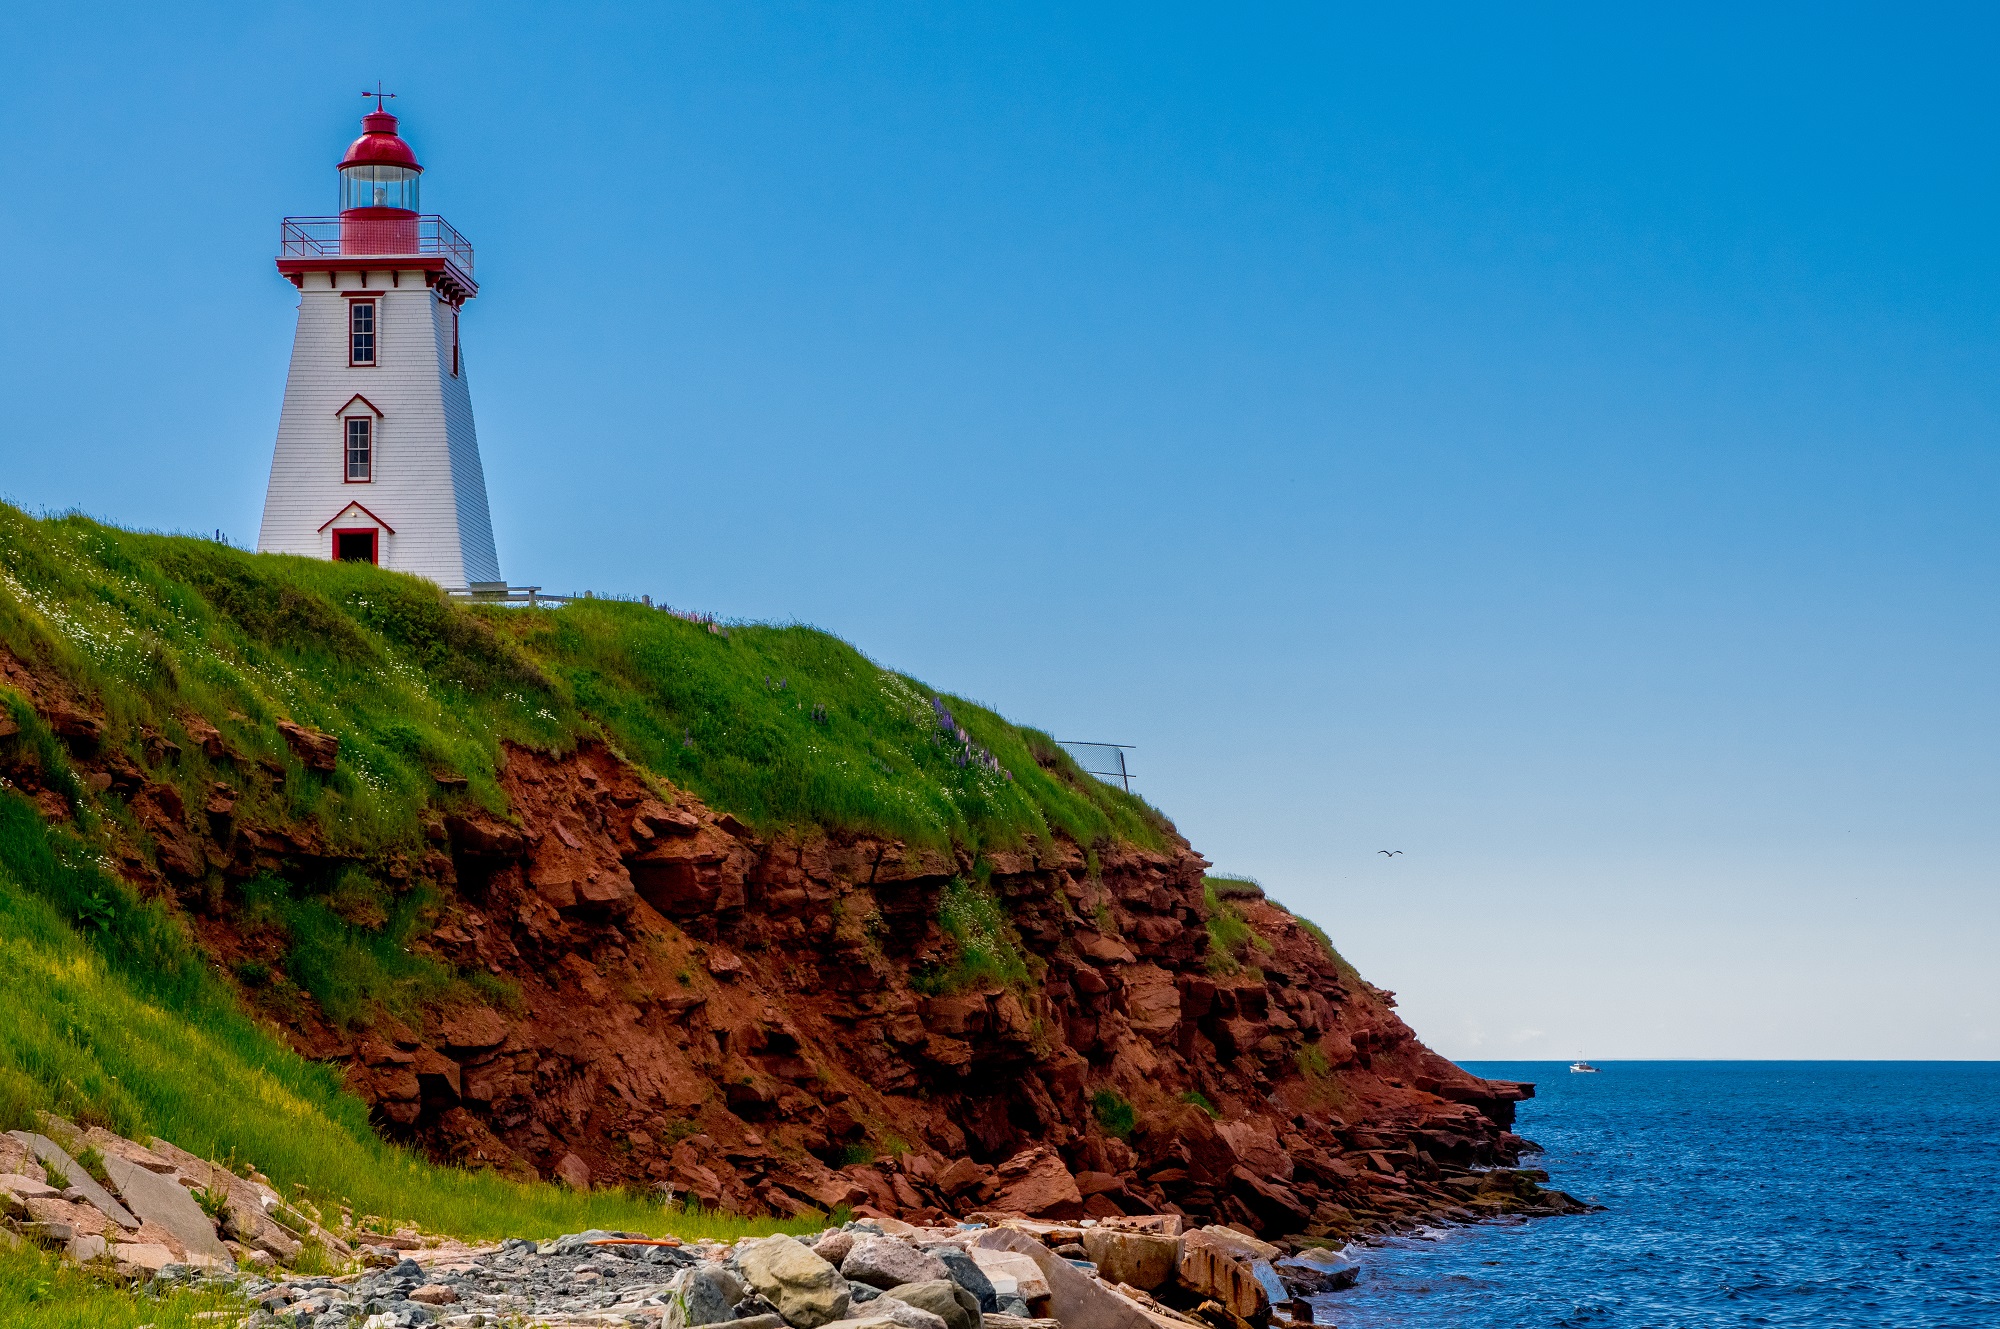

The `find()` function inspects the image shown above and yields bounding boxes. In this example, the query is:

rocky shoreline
[3,1105,1588,1327]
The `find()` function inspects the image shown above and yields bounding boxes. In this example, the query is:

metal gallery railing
[279,215,475,281]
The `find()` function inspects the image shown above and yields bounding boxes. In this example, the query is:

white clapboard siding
[257,269,501,588]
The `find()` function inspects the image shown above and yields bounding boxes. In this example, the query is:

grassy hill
[0,503,1170,1256]
[0,505,1165,857]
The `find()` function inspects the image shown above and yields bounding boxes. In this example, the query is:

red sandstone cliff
[0,647,1579,1242]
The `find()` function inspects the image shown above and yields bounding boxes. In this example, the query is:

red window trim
[342,414,374,484]
[348,298,378,369]
[331,527,379,566]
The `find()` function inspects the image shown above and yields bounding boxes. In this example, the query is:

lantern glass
[340,165,421,213]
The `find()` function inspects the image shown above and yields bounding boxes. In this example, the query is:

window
[349,299,377,366]
[345,417,373,482]
[334,530,378,564]
[451,306,460,377]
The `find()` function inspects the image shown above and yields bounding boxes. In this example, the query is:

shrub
[1092,1088,1137,1139]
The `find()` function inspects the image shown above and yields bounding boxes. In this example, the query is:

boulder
[669,1263,748,1328]
[968,1229,1156,1329]
[934,1158,988,1198]
[555,1152,591,1191]
[1194,1226,1279,1263]
[927,1245,999,1312]
[988,1149,1083,1218]
[1174,1230,1268,1323]
[842,1235,951,1290]
[111,1241,177,1275]
[738,1233,853,1329]
[881,1279,979,1329]
[1275,1248,1358,1294]
[964,1247,1049,1307]
[813,1230,857,1266]
[979,1318,1062,1329]
[66,1232,108,1263]
[100,1154,230,1262]
[7,1132,137,1228]
[874,1301,949,1329]
[410,1284,461,1305]
[1081,1229,1179,1292]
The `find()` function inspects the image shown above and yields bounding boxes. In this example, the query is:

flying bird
[1377,849,1402,856]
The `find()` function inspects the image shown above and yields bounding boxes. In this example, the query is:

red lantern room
[339,102,423,255]
[277,90,475,304]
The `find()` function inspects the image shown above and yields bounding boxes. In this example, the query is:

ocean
[1313,1062,2000,1328]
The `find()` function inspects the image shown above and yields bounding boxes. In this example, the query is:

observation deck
[276,215,477,301]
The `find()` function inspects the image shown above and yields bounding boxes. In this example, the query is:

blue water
[1315,1062,2000,1329]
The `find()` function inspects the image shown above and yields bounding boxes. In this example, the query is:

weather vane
[363,82,397,113]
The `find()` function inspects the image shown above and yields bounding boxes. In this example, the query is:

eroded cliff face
[0,649,1576,1242]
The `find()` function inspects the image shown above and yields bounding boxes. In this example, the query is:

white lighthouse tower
[257,94,502,591]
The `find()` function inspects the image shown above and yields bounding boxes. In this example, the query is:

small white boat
[1569,1060,1599,1073]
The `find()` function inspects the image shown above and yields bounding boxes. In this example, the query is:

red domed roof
[339,110,423,172]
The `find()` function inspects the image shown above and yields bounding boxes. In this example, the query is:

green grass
[0,505,1168,858]
[1206,874,1265,900]
[1202,876,1273,975]
[914,877,1035,994]
[0,791,807,1246]
[0,1240,249,1329]
[1091,1088,1137,1139]
[1179,1090,1219,1118]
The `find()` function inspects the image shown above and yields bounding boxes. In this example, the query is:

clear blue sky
[5,3,1996,1059]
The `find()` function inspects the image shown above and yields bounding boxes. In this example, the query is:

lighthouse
[257,94,502,591]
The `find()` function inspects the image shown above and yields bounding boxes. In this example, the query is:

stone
[980,1318,1062,1329]
[1194,1226,1279,1263]
[880,1279,979,1329]
[101,1153,232,1262]
[1276,1248,1358,1294]
[934,1158,988,1198]
[1095,1215,1184,1238]
[874,1301,949,1329]
[988,1149,1083,1218]
[703,1317,787,1329]
[927,1244,998,1312]
[6,1132,138,1228]
[841,1234,952,1290]
[111,1241,177,1275]
[737,1233,852,1329]
[437,1006,510,1052]
[1250,1259,1292,1305]
[1174,1230,1268,1323]
[967,1230,1155,1329]
[409,1284,460,1304]
[66,1232,108,1263]
[1082,1229,1179,1292]
[555,1152,591,1190]
[813,1230,856,1266]
[964,1248,1049,1306]
[276,720,339,772]
[669,1262,748,1327]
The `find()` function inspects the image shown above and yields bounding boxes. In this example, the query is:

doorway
[334,529,378,564]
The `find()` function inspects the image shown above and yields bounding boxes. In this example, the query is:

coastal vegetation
[0,795,804,1243]
[0,505,1166,860]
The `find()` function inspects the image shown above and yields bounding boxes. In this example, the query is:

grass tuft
[914,877,1034,994]
[1092,1088,1138,1139]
